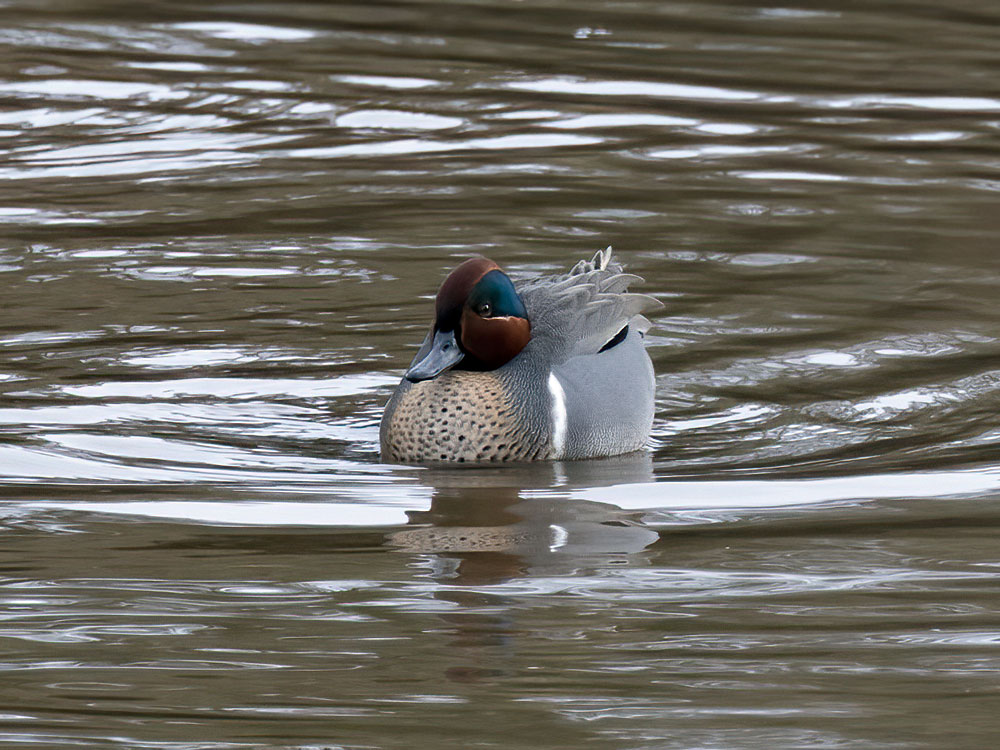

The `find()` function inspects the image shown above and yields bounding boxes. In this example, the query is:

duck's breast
[380,370,549,463]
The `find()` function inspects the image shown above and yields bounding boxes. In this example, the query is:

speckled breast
[380,371,549,463]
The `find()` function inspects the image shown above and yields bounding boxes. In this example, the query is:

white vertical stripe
[548,524,569,551]
[547,371,567,458]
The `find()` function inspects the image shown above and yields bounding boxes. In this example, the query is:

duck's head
[405,257,531,383]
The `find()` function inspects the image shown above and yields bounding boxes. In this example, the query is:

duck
[380,247,660,463]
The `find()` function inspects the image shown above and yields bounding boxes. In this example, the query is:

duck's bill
[405,328,464,382]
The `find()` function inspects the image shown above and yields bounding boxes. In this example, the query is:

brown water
[3,1,1000,747]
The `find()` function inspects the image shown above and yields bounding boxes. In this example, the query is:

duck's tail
[569,245,617,276]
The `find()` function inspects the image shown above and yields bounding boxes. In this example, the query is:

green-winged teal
[380,248,659,463]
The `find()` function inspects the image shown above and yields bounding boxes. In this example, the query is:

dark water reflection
[3,0,1000,747]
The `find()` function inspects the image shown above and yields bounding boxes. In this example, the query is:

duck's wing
[516,247,662,364]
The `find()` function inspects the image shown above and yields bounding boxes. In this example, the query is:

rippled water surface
[3,1,1000,747]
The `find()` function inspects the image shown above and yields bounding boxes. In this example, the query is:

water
[2,0,1000,747]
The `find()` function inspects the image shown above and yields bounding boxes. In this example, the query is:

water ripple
[3,2,1000,746]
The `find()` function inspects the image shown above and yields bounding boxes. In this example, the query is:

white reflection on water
[695,122,760,135]
[505,76,1000,114]
[504,76,760,101]
[124,61,212,72]
[4,130,295,180]
[791,351,859,367]
[120,347,268,368]
[821,94,1000,112]
[538,469,1000,511]
[56,374,394,399]
[0,440,380,485]
[332,74,439,89]
[734,170,845,182]
[136,265,300,278]
[546,113,698,129]
[336,109,464,131]
[0,79,186,100]
[23,500,421,526]
[853,389,949,417]
[0,207,107,225]
[288,132,602,159]
[172,21,318,42]
[649,144,800,160]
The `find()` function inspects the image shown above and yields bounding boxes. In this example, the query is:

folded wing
[517,247,662,364]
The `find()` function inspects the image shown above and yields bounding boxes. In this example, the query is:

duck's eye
[477,301,492,317]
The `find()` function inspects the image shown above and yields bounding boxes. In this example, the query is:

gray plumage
[380,248,660,463]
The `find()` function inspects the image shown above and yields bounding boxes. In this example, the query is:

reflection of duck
[381,248,660,463]
[386,452,659,584]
